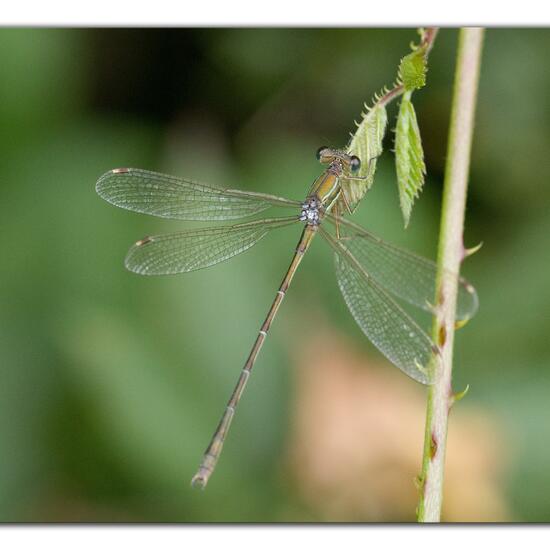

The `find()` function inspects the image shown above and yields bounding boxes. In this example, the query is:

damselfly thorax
[300,147,363,230]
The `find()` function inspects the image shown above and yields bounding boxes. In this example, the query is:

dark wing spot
[135,237,152,246]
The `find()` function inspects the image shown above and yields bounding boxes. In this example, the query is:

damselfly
[96,147,478,488]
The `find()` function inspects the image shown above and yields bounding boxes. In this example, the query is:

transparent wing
[125,217,298,275]
[326,215,478,322]
[96,168,301,221]
[320,227,437,385]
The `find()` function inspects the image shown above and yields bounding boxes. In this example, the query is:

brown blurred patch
[284,326,512,522]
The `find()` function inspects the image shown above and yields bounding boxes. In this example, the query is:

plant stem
[416,27,484,523]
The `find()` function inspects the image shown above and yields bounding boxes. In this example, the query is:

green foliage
[393,29,429,226]
[398,47,428,91]
[395,91,426,227]
[345,102,388,207]
[348,102,387,178]
[346,28,430,220]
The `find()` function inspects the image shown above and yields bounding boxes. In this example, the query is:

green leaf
[395,91,426,227]
[398,47,427,91]
[345,101,388,208]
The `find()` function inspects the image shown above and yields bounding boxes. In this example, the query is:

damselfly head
[316,146,361,174]
[316,146,337,164]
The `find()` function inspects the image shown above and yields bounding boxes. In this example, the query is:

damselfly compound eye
[316,146,329,161]
[350,155,361,173]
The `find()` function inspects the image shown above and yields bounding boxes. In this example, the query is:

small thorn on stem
[451,383,470,406]
[462,241,483,260]
[454,318,470,330]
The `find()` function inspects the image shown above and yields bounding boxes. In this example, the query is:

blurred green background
[0,28,549,522]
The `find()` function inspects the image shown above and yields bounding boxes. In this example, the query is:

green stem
[416,27,484,523]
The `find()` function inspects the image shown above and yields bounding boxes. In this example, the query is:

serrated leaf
[398,48,427,91]
[395,91,426,227]
[344,102,387,209]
